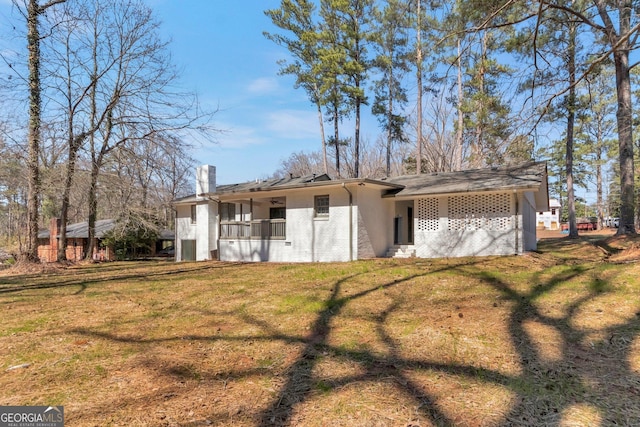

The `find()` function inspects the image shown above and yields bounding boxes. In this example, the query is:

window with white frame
[190,205,197,224]
[314,195,329,217]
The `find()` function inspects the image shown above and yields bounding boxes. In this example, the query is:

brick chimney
[196,165,216,200]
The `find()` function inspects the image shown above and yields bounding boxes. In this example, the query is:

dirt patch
[601,234,640,263]
[536,227,617,240]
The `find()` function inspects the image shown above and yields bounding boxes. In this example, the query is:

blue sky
[151,1,342,185]
[0,1,610,202]
[0,0,380,186]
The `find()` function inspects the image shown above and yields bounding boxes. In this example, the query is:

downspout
[341,183,353,261]
[514,193,520,255]
[216,199,221,261]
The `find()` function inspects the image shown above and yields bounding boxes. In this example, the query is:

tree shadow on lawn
[0,262,238,295]
[467,265,640,426]
[255,262,640,426]
[70,259,640,426]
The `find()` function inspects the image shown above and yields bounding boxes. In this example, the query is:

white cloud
[266,109,320,140]
[246,77,279,95]
[213,122,267,149]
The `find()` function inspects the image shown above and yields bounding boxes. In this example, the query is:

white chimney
[196,165,216,199]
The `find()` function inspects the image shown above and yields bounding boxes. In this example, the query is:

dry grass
[1,233,639,426]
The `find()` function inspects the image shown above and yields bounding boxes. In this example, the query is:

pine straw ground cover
[1,234,639,426]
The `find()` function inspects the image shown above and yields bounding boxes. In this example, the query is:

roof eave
[385,184,543,199]
[197,178,404,200]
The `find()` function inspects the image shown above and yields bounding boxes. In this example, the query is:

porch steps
[386,245,416,258]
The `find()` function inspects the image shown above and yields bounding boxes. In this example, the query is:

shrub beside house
[37,218,175,262]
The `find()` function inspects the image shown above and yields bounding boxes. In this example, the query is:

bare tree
[81,0,209,260]
[0,134,27,246]
[274,150,327,178]
[275,135,410,180]
[44,0,122,261]
[33,0,207,261]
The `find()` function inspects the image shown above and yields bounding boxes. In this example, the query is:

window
[551,208,556,215]
[190,205,197,224]
[220,203,236,221]
[314,195,329,217]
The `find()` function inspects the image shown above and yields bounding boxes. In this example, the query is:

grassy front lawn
[1,235,639,426]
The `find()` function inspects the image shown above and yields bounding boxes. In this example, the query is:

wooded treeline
[0,0,637,264]
[266,0,640,236]
[0,0,211,261]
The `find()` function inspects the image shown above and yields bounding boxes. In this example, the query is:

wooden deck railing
[220,219,285,240]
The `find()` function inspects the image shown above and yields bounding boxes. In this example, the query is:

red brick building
[37,218,114,262]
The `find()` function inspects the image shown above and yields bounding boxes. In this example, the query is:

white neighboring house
[173,162,549,262]
[536,198,562,230]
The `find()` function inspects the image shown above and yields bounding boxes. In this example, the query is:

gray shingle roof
[173,173,334,204]
[38,219,116,239]
[173,162,548,210]
[38,219,175,240]
[214,173,332,194]
[384,162,548,197]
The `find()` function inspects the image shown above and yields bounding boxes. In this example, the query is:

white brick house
[173,162,549,262]
[536,198,562,230]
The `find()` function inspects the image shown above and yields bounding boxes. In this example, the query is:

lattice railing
[447,193,512,231]
[417,198,439,231]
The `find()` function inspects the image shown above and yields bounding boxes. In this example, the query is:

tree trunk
[22,0,66,262]
[333,102,340,177]
[24,0,43,262]
[472,32,487,168]
[593,0,636,235]
[84,120,111,261]
[85,159,100,261]
[455,37,464,171]
[57,138,81,261]
[596,156,603,230]
[386,68,393,177]
[85,18,102,262]
[566,20,578,238]
[354,31,361,179]
[415,0,422,175]
[613,49,636,235]
[354,94,360,178]
[316,98,328,175]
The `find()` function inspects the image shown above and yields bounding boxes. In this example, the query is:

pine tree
[264,0,330,174]
[371,0,410,177]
